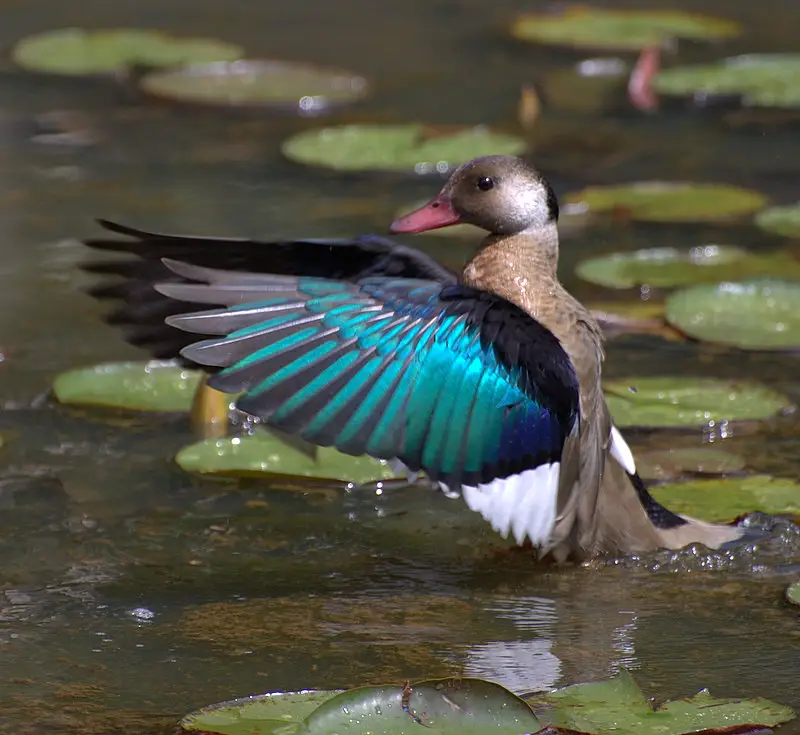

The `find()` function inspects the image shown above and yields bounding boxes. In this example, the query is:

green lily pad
[564,182,768,223]
[534,669,794,734]
[577,245,800,289]
[181,679,542,735]
[788,581,800,607]
[11,28,243,76]
[175,430,399,485]
[53,361,204,412]
[756,202,800,239]
[666,279,800,350]
[637,447,746,482]
[139,60,368,112]
[281,124,527,174]
[650,475,800,522]
[654,54,800,109]
[181,690,342,735]
[605,377,792,428]
[510,8,741,51]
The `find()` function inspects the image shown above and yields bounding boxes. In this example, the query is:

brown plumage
[391,155,743,561]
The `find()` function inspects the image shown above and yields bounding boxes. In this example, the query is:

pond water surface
[1,0,800,732]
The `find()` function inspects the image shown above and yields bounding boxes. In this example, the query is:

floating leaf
[510,8,741,51]
[281,124,527,174]
[534,669,795,734]
[577,245,800,289]
[666,279,800,350]
[11,28,243,76]
[651,475,800,522]
[175,430,399,485]
[654,54,800,109]
[637,447,746,482]
[180,690,341,735]
[564,182,768,223]
[182,679,541,735]
[788,581,800,607]
[605,377,792,428]
[52,361,203,412]
[756,202,800,239]
[139,60,368,112]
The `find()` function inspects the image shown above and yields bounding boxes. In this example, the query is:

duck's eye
[476,176,494,192]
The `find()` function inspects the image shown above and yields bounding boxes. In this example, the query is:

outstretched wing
[82,219,457,360]
[157,259,581,545]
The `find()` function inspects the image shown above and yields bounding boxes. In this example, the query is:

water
[1,0,800,732]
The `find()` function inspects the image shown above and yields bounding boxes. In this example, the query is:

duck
[82,154,745,561]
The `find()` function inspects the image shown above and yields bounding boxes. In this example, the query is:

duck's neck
[461,223,564,320]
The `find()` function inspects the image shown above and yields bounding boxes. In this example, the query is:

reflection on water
[2,0,800,731]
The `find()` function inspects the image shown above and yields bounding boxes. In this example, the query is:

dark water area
[1,0,800,732]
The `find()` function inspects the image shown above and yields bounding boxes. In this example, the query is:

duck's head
[390,155,559,236]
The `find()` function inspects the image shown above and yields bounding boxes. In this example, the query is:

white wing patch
[610,425,636,475]
[458,463,560,546]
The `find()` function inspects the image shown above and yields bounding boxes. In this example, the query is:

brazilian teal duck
[83,155,744,561]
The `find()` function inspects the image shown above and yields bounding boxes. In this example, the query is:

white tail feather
[610,425,636,474]
[460,463,560,546]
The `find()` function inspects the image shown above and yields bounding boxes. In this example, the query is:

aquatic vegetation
[756,202,800,239]
[139,60,368,113]
[605,377,792,428]
[510,8,741,51]
[281,124,527,173]
[666,279,800,350]
[654,54,800,109]
[11,27,243,75]
[652,475,800,522]
[180,671,794,735]
[576,245,800,289]
[563,182,768,223]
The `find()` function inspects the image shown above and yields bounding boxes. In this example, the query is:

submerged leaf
[605,377,792,428]
[281,124,527,173]
[534,669,795,734]
[577,245,800,289]
[788,581,800,607]
[180,690,341,735]
[11,27,243,76]
[139,60,368,112]
[666,279,800,350]
[756,202,800,239]
[52,361,204,413]
[655,54,800,109]
[175,430,399,485]
[564,182,768,222]
[651,475,800,522]
[637,447,746,481]
[510,8,740,51]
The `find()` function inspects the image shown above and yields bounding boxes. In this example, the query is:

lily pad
[534,669,794,734]
[650,475,800,522]
[175,430,399,485]
[139,60,368,113]
[654,54,800,109]
[281,124,527,174]
[510,8,741,51]
[637,447,746,482]
[52,361,204,412]
[756,202,800,239]
[181,679,542,735]
[666,279,800,350]
[11,28,243,76]
[788,581,800,607]
[605,377,792,428]
[577,245,800,289]
[181,690,342,735]
[564,182,768,223]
